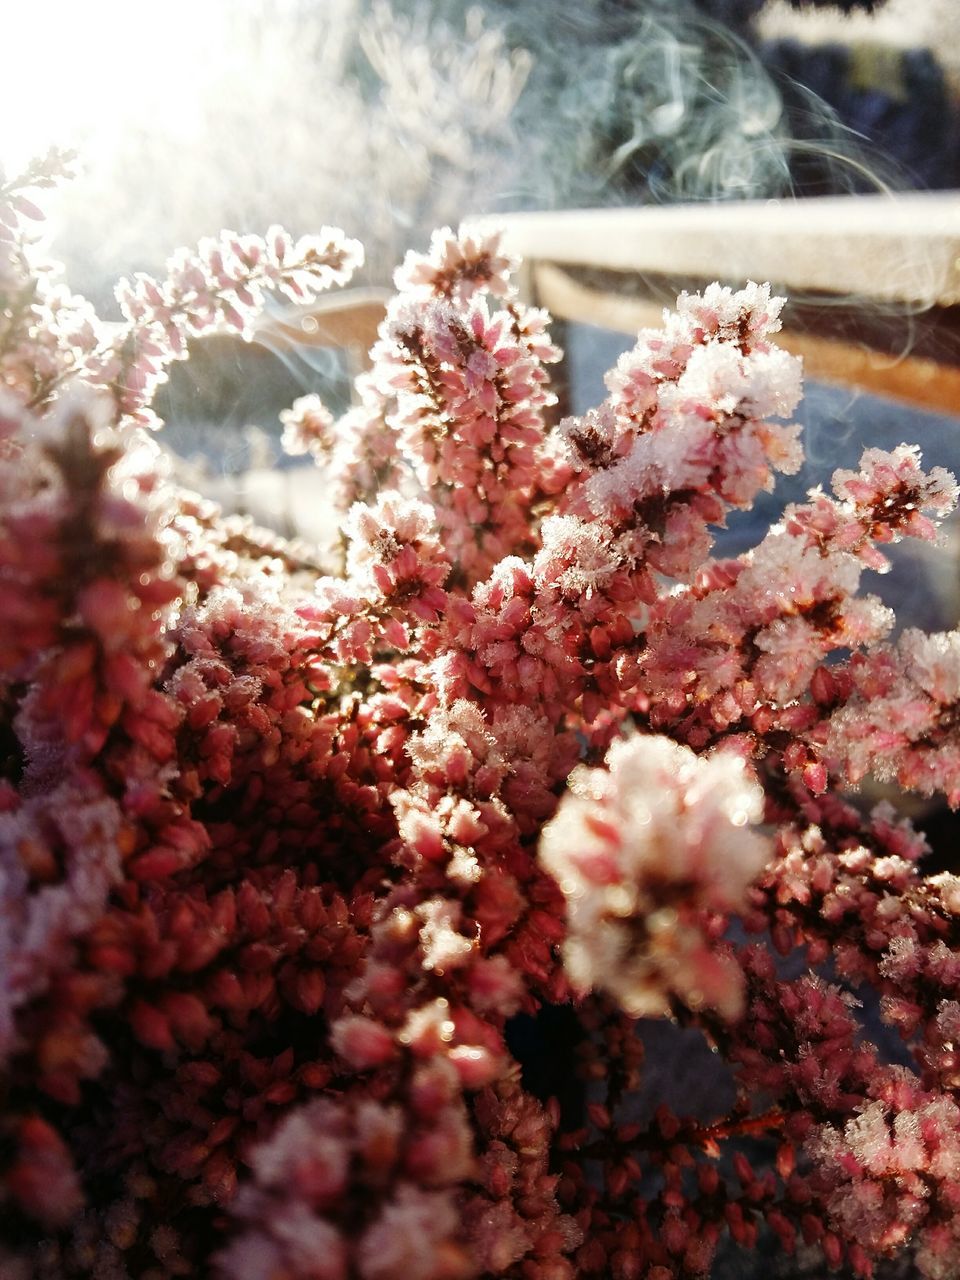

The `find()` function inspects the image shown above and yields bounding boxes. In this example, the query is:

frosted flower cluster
[6,152,960,1280]
[540,736,769,1019]
[280,393,336,460]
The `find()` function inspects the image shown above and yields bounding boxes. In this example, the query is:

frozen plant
[49,0,532,302]
[4,151,960,1280]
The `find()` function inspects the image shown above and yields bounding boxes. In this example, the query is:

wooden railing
[475,194,960,414]
[254,286,390,383]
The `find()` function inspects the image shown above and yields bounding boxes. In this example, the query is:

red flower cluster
[4,150,960,1279]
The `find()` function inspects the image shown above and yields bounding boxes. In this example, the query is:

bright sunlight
[0,0,238,171]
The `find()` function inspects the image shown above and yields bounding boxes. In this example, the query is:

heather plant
[43,0,901,317]
[47,0,531,305]
[5,151,960,1280]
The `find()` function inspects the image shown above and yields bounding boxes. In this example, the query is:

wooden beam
[254,288,389,358]
[479,195,960,308]
[531,262,960,415]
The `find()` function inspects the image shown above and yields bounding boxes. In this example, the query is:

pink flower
[280,393,336,459]
[6,188,960,1280]
[540,735,769,1019]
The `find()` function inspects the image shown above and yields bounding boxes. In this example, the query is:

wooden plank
[101,288,390,360]
[531,262,960,415]
[255,288,389,356]
[480,195,960,308]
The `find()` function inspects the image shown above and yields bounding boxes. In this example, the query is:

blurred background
[3,0,959,629]
[6,0,959,297]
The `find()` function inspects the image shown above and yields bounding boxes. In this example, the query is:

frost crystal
[541,736,769,1019]
[4,168,960,1279]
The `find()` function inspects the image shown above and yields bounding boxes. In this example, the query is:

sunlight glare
[0,0,235,173]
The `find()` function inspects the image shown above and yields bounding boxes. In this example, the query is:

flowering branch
[4,190,960,1280]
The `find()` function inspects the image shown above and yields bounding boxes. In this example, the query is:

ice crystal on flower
[6,165,960,1279]
[540,736,769,1019]
[280,393,336,460]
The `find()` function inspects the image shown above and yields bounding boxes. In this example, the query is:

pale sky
[1,0,243,172]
